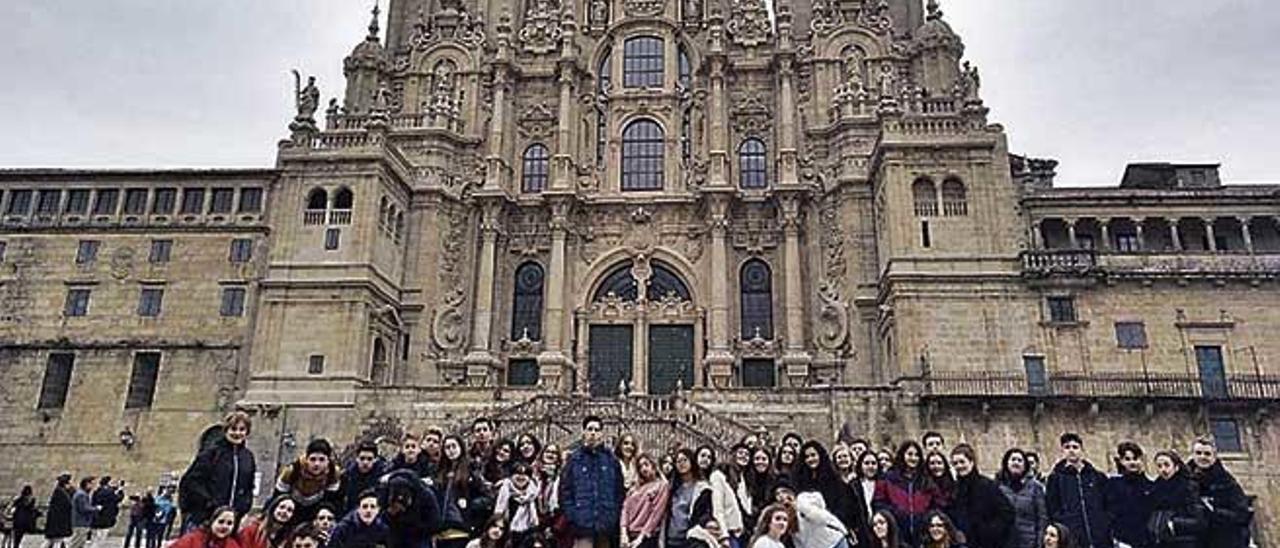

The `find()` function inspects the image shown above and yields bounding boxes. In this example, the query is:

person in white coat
[773,484,850,548]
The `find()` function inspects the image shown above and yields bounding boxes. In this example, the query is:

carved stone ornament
[624,0,665,18]
[110,246,135,280]
[408,4,487,51]
[856,0,894,35]
[809,0,845,36]
[726,0,772,47]
[518,0,564,55]
[517,102,558,140]
[432,205,472,354]
[814,199,850,352]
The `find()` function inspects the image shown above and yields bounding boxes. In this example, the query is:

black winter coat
[1102,472,1153,548]
[91,486,124,529]
[327,511,390,548]
[45,486,74,539]
[13,493,41,533]
[949,473,1014,548]
[342,457,388,514]
[1044,461,1111,548]
[381,470,443,548]
[1189,462,1251,548]
[178,438,257,524]
[1147,471,1203,548]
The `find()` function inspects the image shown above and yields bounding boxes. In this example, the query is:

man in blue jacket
[1045,433,1113,548]
[560,415,625,548]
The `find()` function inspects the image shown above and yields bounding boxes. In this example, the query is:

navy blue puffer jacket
[559,444,625,536]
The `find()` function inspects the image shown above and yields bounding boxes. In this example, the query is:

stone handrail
[921,371,1280,401]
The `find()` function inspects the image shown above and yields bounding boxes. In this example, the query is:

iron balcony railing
[920,371,1280,401]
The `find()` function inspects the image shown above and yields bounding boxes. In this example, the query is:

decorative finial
[926,0,941,19]
[368,2,382,39]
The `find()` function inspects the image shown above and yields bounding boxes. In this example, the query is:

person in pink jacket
[621,454,670,548]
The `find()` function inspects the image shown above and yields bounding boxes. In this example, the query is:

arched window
[623,36,664,89]
[740,260,773,339]
[738,138,768,189]
[512,262,545,340]
[622,119,665,191]
[941,178,968,216]
[912,177,937,217]
[647,264,691,302]
[333,187,354,210]
[370,338,388,385]
[306,188,328,210]
[592,261,691,303]
[379,197,389,229]
[522,144,550,193]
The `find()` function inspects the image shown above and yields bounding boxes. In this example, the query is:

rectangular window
[238,188,263,213]
[76,240,100,264]
[1024,355,1049,396]
[1046,296,1076,323]
[38,353,76,410]
[138,286,164,317]
[35,190,61,215]
[324,228,340,250]
[1115,321,1148,349]
[308,355,326,375]
[220,286,247,317]
[507,359,539,386]
[1115,233,1140,252]
[123,189,148,215]
[209,188,235,214]
[623,36,665,88]
[125,352,162,409]
[64,288,91,317]
[92,189,119,215]
[1196,345,1228,399]
[180,188,204,214]
[6,189,32,215]
[65,189,91,214]
[152,188,177,214]
[228,238,253,263]
[149,240,173,264]
[741,359,777,388]
[1209,416,1243,453]
[921,220,931,248]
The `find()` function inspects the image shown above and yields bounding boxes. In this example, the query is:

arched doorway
[579,256,702,397]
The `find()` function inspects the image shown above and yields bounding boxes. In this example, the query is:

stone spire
[343,2,390,115]
[367,2,382,40]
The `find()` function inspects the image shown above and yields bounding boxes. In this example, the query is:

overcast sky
[0,0,1277,186]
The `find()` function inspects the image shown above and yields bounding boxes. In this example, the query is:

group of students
[162,411,1255,548]
[11,474,148,548]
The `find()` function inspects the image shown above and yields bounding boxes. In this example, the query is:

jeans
[124,520,147,548]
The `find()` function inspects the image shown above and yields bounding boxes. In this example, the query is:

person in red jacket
[171,506,243,548]
[872,441,939,547]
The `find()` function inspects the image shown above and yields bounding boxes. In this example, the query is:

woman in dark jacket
[996,448,1046,548]
[179,412,257,528]
[924,452,955,511]
[947,445,1013,548]
[872,442,938,548]
[743,447,775,530]
[1147,452,1203,548]
[12,485,41,548]
[435,435,489,548]
[793,441,870,547]
[45,475,75,545]
[1103,442,1153,548]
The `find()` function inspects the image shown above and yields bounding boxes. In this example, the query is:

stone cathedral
[1,0,1278,537]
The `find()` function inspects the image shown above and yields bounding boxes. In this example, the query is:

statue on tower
[293,72,321,122]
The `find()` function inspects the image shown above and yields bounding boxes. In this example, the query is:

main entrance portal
[580,258,702,397]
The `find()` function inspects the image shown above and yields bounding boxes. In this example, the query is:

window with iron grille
[511,262,545,340]
[93,189,119,215]
[507,359,539,387]
[123,189,148,215]
[6,190,32,215]
[1023,355,1048,396]
[76,240,100,264]
[138,286,164,317]
[209,188,235,214]
[1209,416,1243,453]
[623,36,664,88]
[941,179,967,216]
[149,240,172,264]
[1047,296,1076,323]
[621,119,664,191]
[522,144,550,193]
[740,259,773,339]
[65,190,90,214]
[180,188,205,214]
[229,239,253,263]
[38,353,75,410]
[912,178,937,217]
[738,139,768,189]
[152,188,177,214]
[1115,322,1147,349]
[64,288,91,317]
[220,286,247,317]
[125,352,161,409]
[238,188,264,213]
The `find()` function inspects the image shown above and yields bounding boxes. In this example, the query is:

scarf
[496,478,541,533]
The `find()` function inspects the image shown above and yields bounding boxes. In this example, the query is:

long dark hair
[792,441,839,492]
[437,434,472,495]
[202,505,238,539]
[892,441,926,479]
[695,444,716,480]
[996,448,1029,489]
[1045,522,1076,548]
[922,510,965,548]
[255,495,297,548]
[855,450,881,481]
[869,509,902,548]
[925,451,955,495]
[484,438,516,482]
[745,446,775,512]
[670,447,701,495]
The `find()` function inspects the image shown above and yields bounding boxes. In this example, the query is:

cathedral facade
[1,0,1277,537]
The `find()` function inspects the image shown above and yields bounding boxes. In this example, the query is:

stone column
[704,195,734,386]
[1099,218,1111,251]
[465,201,502,381]
[485,65,511,190]
[551,28,577,191]
[1031,220,1044,249]
[1204,218,1218,252]
[1133,217,1145,251]
[538,200,573,389]
[777,57,800,186]
[706,56,729,187]
[1168,218,1182,251]
[1239,216,1255,253]
[778,195,811,381]
[1066,218,1079,249]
